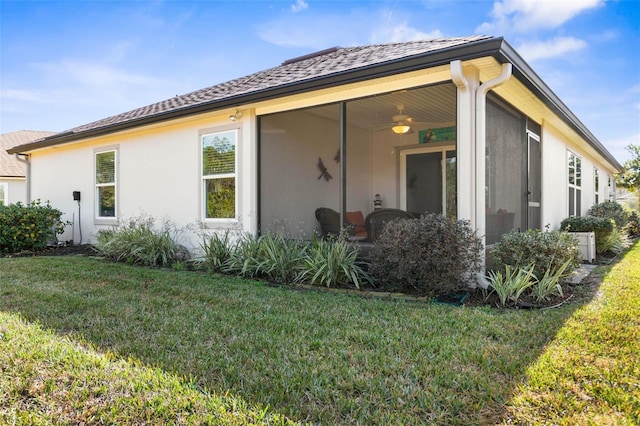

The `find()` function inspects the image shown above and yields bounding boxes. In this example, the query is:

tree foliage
[616,144,640,200]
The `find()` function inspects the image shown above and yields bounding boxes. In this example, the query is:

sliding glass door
[400,145,456,219]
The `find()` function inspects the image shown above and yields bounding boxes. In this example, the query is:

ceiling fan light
[392,123,411,134]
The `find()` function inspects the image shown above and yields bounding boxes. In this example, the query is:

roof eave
[8,37,505,154]
[8,36,623,172]
[493,41,623,172]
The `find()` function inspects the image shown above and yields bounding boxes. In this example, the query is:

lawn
[1,242,638,425]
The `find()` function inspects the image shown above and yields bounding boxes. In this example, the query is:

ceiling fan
[391,103,413,134]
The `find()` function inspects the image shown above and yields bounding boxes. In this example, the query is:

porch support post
[339,101,347,229]
[451,61,479,228]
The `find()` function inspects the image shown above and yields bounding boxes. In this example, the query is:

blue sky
[1,0,638,163]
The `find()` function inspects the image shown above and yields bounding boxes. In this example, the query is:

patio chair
[315,208,368,240]
[315,207,340,237]
[365,208,415,242]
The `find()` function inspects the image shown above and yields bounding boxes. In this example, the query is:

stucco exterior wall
[541,121,616,229]
[0,178,27,205]
[28,111,256,249]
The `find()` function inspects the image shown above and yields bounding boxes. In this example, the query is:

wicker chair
[365,208,415,242]
[315,208,368,240]
[315,207,341,237]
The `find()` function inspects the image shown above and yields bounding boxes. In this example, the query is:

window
[202,129,237,219]
[568,151,582,216]
[0,183,7,206]
[594,168,600,205]
[95,149,117,219]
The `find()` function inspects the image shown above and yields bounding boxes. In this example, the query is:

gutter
[7,37,621,173]
[14,153,31,203]
[8,37,506,154]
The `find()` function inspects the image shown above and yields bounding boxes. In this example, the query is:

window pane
[569,187,575,216]
[203,131,235,175]
[446,151,457,220]
[576,189,581,216]
[205,177,235,218]
[575,157,582,186]
[98,186,116,217]
[96,151,115,184]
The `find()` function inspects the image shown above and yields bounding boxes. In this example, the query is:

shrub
[223,233,263,278]
[491,229,581,280]
[95,215,189,267]
[368,213,482,295]
[560,215,616,254]
[0,200,66,253]
[297,234,370,289]
[253,233,307,283]
[199,230,235,273]
[587,201,629,228]
[624,211,640,237]
[598,226,629,255]
[485,265,536,307]
[530,259,570,303]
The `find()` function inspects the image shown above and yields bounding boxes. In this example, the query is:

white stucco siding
[541,122,617,229]
[28,111,257,248]
[0,179,27,205]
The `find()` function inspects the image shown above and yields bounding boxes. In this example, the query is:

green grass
[1,242,638,424]
[505,241,640,425]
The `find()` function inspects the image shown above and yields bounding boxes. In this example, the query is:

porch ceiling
[302,83,457,132]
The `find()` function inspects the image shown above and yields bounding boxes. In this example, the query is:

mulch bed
[0,244,99,258]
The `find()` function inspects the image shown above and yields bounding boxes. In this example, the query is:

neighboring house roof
[1,130,55,177]
[5,36,622,171]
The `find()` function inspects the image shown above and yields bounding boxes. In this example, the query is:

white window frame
[200,126,239,225]
[399,142,456,217]
[94,146,118,224]
[568,150,582,217]
[594,167,600,205]
[0,182,8,206]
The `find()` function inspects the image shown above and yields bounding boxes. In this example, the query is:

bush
[491,229,581,280]
[624,211,640,237]
[0,200,66,253]
[587,201,629,228]
[297,234,370,289]
[598,226,629,255]
[560,216,615,254]
[95,215,189,267]
[199,231,235,273]
[368,213,482,295]
[253,233,307,283]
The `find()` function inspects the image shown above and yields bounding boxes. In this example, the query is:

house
[6,36,622,256]
[1,130,55,206]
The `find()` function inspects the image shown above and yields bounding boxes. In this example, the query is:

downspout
[14,153,31,203]
[450,60,476,228]
[475,63,512,289]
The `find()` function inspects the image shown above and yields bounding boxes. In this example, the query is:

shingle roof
[1,130,55,177]
[4,35,622,171]
[8,36,496,153]
[66,36,491,135]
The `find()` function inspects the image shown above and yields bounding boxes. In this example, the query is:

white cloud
[477,0,604,33]
[370,23,442,44]
[291,0,309,13]
[517,36,588,61]
[258,9,441,50]
[37,60,164,89]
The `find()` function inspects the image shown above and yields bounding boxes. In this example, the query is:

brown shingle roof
[1,130,55,177]
[3,35,622,171]
[12,36,492,146]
